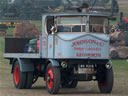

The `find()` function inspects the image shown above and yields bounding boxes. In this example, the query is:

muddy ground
[0,60,128,96]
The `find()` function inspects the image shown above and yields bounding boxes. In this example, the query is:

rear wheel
[13,61,26,89]
[97,67,114,93]
[25,72,33,89]
[46,63,61,94]
[13,61,33,89]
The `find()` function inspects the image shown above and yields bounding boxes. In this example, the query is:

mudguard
[11,58,34,73]
[48,59,60,67]
[108,60,113,65]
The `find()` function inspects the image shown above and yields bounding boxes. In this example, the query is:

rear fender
[11,58,34,73]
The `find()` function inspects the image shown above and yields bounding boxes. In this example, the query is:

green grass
[31,20,42,32]
[112,59,128,72]
[112,59,128,78]
[0,37,9,64]
[0,37,4,52]
[6,28,14,36]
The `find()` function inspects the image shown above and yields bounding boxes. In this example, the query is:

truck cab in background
[0,0,119,19]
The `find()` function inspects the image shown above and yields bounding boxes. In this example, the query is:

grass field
[0,37,7,64]
[0,0,128,95]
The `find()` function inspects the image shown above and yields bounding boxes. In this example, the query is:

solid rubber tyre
[98,67,114,93]
[46,63,61,94]
[25,72,33,89]
[13,61,27,89]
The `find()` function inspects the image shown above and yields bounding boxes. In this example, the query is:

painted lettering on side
[74,47,84,51]
[58,52,61,57]
[74,47,102,51]
[42,41,47,46]
[85,48,101,51]
[50,44,52,48]
[42,36,47,46]
[42,36,47,39]
[76,53,101,57]
[72,40,104,47]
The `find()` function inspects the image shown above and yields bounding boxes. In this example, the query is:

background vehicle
[4,0,118,94]
[0,0,119,20]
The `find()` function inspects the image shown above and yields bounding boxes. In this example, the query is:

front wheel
[97,67,114,93]
[46,63,61,94]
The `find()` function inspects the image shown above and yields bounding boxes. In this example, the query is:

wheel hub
[46,68,53,89]
[47,75,51,83]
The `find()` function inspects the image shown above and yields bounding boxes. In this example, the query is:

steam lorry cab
[4,13,113,94]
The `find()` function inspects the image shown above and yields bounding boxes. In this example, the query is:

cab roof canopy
[42,13,110,17]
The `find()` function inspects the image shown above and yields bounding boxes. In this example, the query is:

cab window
[89,17,108,33]
[46,16,54,34]
[57,17,87,32]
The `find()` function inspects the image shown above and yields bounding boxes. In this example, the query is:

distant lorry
[0,0,62,19]
[4,0,118,94]
[0,0,119,20]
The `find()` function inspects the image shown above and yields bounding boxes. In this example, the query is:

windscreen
[56,16,108,33]
[57,16,87,32]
